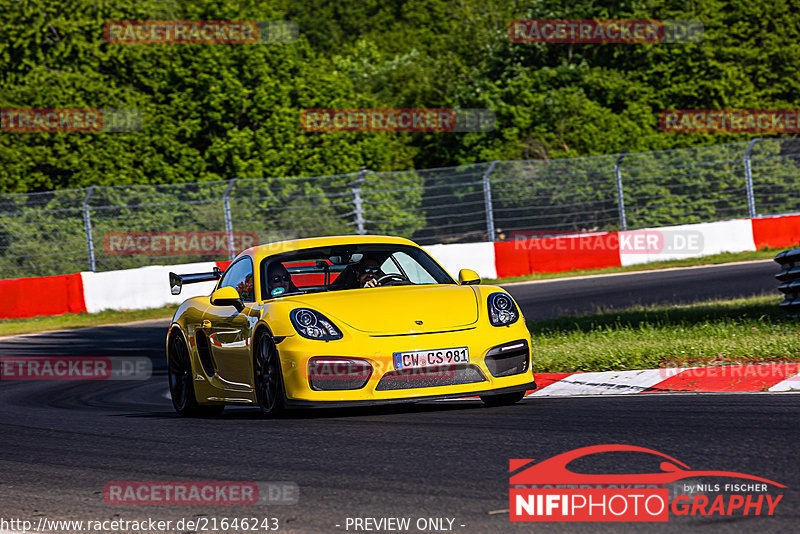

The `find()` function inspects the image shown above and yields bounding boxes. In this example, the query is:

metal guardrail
[775,248,800,315]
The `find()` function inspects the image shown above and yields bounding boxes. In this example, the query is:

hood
[289,285,479,334]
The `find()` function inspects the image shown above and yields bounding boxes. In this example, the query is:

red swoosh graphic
[510,444,785,488]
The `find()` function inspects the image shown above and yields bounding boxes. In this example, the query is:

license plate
[393,347,469,370]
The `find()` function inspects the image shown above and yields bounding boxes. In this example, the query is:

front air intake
[308,357,372,391]
[375,364,486,391]
[484,339,530,377]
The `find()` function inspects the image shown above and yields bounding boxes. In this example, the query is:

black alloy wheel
[168,333,223,417]
[253,330,286,417]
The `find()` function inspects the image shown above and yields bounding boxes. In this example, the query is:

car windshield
[260,244,455,299]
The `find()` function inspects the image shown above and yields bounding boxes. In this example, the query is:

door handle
[201,320,212,329]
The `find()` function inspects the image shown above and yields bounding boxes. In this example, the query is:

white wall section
[619,219,756,266]
[81,262,218,313]
[423,242,497,280]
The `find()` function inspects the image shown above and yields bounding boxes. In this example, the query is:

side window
[385,252,437,284]
[219,258,255,302]
[380,257,402,276]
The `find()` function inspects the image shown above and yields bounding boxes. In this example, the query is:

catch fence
[1,137,799,278]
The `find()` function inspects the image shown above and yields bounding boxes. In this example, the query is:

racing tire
[253,330,286,418]
[168,333,224,417]
[480,391,526,407]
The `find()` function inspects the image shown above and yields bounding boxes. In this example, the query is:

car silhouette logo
[510,444,785,487]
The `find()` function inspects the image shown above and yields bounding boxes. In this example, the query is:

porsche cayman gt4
[166,235,536,417]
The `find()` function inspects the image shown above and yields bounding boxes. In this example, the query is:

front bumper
[284,380,537,408]
[276,322,536,405]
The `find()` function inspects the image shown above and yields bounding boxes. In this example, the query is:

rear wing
[169,267,222,295]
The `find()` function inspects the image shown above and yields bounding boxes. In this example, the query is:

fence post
[82,186,96,272]
[352,167,367,235]
[482,161,498,241]
[223,179,238,260]
[615,149,628,231]
[744,138,759,218]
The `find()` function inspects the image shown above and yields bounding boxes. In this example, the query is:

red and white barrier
[423,242,497,279]
[1,214,799,319]
[0,273,86,320]
[494,215,795,278]
[619,219,756,266]
[494,231,621,277]
[81,262,219,314]
[752,213,800,249]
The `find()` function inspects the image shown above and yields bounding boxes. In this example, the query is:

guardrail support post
[744,138,760,218]
[82,186,96,272]
[482,161,498,241]
[615,149,628,231]
[352,167,367,235]
[223,179,238,260]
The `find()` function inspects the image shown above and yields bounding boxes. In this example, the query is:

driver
[355,258,384,288]
[268,262,295,296]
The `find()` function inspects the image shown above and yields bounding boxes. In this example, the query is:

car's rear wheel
[168,333,224,417]
[480,391,526,407]
[253,330,286,417]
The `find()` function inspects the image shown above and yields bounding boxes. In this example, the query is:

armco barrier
[2,214,800,319]
[775,248,800,315]
[0,273,86,319]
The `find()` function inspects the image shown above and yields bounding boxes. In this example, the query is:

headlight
[290,308,343,340]
[488,292,519,326]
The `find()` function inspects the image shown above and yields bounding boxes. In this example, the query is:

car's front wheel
[480,391,526,407]
[253,330,286,417]
[168,333,224,417]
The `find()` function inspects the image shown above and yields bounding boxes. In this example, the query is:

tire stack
[775,248,800,317]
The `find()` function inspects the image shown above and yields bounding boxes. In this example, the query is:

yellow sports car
[166,235,536,416]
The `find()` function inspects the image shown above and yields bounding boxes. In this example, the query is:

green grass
[530,294,800,373]
[486,248,781,285]
[0,305,177,337]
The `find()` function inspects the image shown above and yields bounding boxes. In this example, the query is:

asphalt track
[506,259,780,320]
[1,260,797,534]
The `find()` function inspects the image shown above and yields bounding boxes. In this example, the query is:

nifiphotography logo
[509,444,785,522]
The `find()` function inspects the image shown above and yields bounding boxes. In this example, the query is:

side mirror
[169,272,182,295]
[458,269,480,286]
[210,286,245,312]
